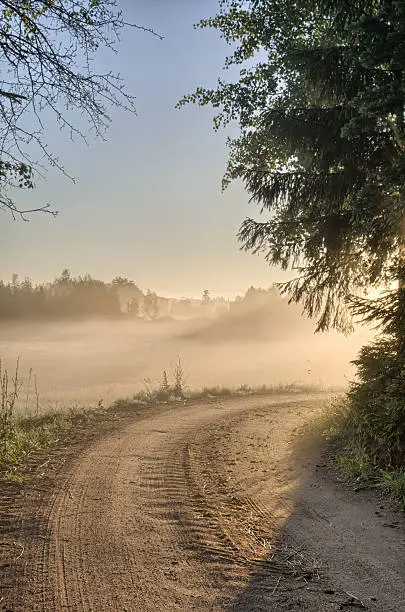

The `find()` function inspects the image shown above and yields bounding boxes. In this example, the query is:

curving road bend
[3,395,405,611]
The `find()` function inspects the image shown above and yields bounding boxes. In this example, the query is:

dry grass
[0,356,328,482]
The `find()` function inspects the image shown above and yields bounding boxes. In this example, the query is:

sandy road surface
[2,395,405,611]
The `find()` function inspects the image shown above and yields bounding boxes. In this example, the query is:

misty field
[1,317,372,413]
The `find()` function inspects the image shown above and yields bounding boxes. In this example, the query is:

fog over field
[1,308,372,413]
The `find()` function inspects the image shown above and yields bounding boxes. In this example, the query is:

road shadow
[227,429,405,612]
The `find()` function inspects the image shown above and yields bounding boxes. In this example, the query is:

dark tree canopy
[0,0,161,218]
[179,0,405,333]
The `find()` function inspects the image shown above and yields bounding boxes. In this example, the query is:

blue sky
[1,0,286,298]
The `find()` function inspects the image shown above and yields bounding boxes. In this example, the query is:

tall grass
[116,372,326,406]
[0,358,111,481]
[1,358,23,474]
[0,355,326,481]
[314,395,405,505]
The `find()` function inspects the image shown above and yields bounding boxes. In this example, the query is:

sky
[1,0,287,299]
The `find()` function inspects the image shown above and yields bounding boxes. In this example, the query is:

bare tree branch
[0,1,161,217]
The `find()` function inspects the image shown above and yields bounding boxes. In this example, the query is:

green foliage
[0,355,118,479]
[180,0,405,333]
[344,336,405,468]
[380,468,405,504]
[0,358,62,478]
[1,358,21,462]
[338,450,404,495]
[1,417,61,476]
[336,454,375,479]
[350,278,405,347]
[323,335,405,478]
[181,0,405,478]
[308,397,405,502]
[0,1,161,217]
[0,403,111,480]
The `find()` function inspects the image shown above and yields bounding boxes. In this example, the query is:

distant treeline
[0,271,125,320]
[0,270,292,323]
[0,270,228,321]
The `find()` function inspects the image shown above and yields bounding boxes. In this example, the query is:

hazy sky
[1,1,286,298]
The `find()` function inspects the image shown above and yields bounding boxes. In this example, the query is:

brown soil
[1,395,405,611]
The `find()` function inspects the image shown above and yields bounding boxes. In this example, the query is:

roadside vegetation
[0,358,113,482]
[312,396,405,505]
[0,357,324,482]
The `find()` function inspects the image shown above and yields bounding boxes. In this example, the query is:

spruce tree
[179,0,405,333]
[179,0,405,467]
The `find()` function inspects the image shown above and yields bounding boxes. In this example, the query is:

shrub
[343,336,405,468]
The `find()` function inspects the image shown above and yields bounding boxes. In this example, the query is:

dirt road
[2,395,405,611]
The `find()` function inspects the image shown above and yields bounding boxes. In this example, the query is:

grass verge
[0,405,112,482]
[309,397,405,505]
[1,364,328,482]
[113,380,327,408]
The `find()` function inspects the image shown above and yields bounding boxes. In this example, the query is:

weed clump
[129,358,188,404]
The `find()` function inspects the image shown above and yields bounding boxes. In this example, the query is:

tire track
[36,395,312,611]
[155,415,314,585]
[4,394,399,611]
